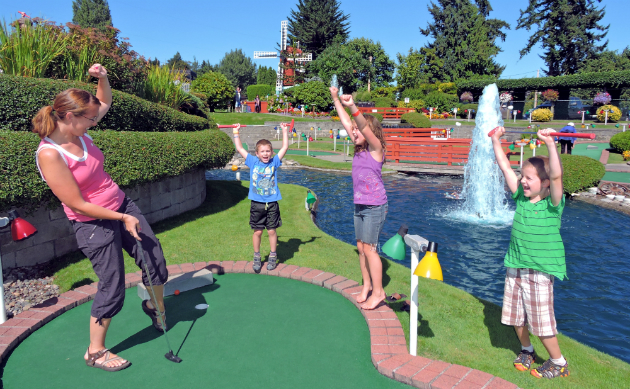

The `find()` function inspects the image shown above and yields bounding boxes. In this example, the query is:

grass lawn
[289,139,354,154]
[286,155,353,171]
[210,112,328,126]
[606,151,627,164]
[44,181,629,388]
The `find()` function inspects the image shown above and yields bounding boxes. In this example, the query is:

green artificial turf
[602,171,630,183]
[32,181,630,388]
[3,275,407,389]
[210,112,328,126]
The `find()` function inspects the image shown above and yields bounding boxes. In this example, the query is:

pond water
[206,168,630,363]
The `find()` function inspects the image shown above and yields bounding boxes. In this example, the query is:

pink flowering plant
[593,92,612,105]
[460,91,473,103]
[542,89,559,102]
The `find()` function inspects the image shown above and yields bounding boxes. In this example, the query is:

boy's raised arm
[538,129,564,206]
[277,123,290,160]
[490,126,519,194]
[232,123,249,159]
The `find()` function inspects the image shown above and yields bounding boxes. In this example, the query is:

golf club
[136,239,182,363]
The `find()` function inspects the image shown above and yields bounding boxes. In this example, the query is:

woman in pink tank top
[32,64,168,372]
[330,87,389,311]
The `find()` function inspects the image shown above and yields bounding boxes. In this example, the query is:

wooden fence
[358,107,415,119]
[384,128,518,166]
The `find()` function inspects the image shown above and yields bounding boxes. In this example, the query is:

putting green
[571,142,609,160]
[2,274,407,389]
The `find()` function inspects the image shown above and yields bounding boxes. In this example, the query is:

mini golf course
[2,273,407,389]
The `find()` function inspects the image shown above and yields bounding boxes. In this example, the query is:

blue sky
[2,0,626,80]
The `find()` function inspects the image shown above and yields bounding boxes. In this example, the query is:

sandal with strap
[142,300,167,332]
[85,348,131,372]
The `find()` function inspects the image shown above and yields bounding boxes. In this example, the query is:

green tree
[517,0,608,76]
[217,49,256,90]
[420,0,509,82]
[287,0,350,59]
[292,80,331,111]
[197,60,218,77]
[257,66,277,87]
[72,0,113,30]
[308,41,366,92]
[191,71,234,112]
[166,52,189,70]
[345,38,395,89]
[579,48,630,73]
[395,47,444,90]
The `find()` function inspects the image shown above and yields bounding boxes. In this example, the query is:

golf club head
[165,351,182,363]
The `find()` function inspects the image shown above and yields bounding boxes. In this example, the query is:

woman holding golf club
[32,64,168,372]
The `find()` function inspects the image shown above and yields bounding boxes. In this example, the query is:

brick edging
[0,262,519,389]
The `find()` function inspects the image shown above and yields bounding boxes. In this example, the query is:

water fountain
[448,84,513,224]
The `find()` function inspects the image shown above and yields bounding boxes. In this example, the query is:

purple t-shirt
[352,150,387,205]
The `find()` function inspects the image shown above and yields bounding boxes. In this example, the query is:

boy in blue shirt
[232,123,289,272]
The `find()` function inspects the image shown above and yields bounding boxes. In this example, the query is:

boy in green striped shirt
[491,127,570,379]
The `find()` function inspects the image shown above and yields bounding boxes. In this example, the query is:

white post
[334,133,337,151]
[605,111,609,125]
[533,144,536,157]
[315,128,317,141]
[520,145,524,168]
[429,107,433,120]
[624,125,627,132]
[403,234,428,357]
[298,135,300,149]
[581,111,585,124]
[236,171,240,180]
[467,110,471,122]
[307,137,309,156]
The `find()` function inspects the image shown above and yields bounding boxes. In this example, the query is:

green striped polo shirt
[504,185,567,280]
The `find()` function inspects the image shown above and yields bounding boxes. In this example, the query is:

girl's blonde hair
[31,88,100,139]
[353,114,387,154]
[522,156,550,181]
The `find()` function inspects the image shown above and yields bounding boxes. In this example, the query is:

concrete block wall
[0,168,206,270]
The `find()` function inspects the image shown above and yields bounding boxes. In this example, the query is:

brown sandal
[85,348,131,372]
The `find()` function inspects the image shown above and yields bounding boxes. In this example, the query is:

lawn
[210,112,329,126]
[286,155,353,171]
[289,139,354,154]
[45,180,630,388]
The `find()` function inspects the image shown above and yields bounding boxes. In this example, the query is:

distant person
[255,95,261,113]
[330,86,388,311]
[32,64,168,372]
[491,126,570,380]
[234,87,241,113]
[231,122,289,272]
[557,122,576,154]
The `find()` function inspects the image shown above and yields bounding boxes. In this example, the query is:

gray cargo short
[72,197,168,323]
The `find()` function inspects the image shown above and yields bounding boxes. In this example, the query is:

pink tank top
[36,134,125,222]
[352,150,387,205]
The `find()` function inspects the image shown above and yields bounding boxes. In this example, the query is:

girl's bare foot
[356,285,372,304]
[361,291,386,310]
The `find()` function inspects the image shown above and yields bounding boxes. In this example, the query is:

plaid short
[501,267,557,337]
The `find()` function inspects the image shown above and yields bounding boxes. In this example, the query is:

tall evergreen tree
[517,0,608,76]
[72,0,113,30]
[287,0,350,59]
[420,0,509,82]
[166,52,189,70]
[257,66,277,86]
[217,49,257,89]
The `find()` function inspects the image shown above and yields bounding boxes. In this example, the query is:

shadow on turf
[110,283,220,357]
[476,296,521,355]
[276,236,319,262]
[349,249,394,288]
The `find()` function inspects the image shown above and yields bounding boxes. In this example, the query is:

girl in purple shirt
[330,87,388,310]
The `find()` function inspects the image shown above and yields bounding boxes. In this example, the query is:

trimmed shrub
[400,88,425,101]
[423,91,458,113]
[366,113,383,122]
[457,103,478,118]
[356,90,373,102]
[191,71,234,112]
[596,104,621,122]
[560,154,605,194]
[531,108,553,122]
[610,131,630,154]
[374,97,396,107]
[0,74,213,132]
[247,84,273,100]
[401,112,431,128]
[0,129,233,212]
[398,99,425,113]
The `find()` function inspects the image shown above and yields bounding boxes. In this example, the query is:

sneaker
[531,358,570,379]
[253,254,262,273]
[513,350,535,371]
[267,253,277,271]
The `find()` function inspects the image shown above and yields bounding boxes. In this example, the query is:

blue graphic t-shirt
[245,154,282,202]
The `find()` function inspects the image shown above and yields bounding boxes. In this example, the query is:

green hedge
[246,84,273,100]
[374,97,396,107]
[424,91,459,113]
[610,131,630,153]
[365,113,383,122]
[560,154,605,194]
[0,129,233,212]
[0,74,215,132]
[401,112,431,128]
[456,70,630,92]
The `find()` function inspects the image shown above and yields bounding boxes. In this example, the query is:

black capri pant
[72,197,168,323]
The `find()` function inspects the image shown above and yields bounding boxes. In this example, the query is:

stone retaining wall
[0,169,206,270]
